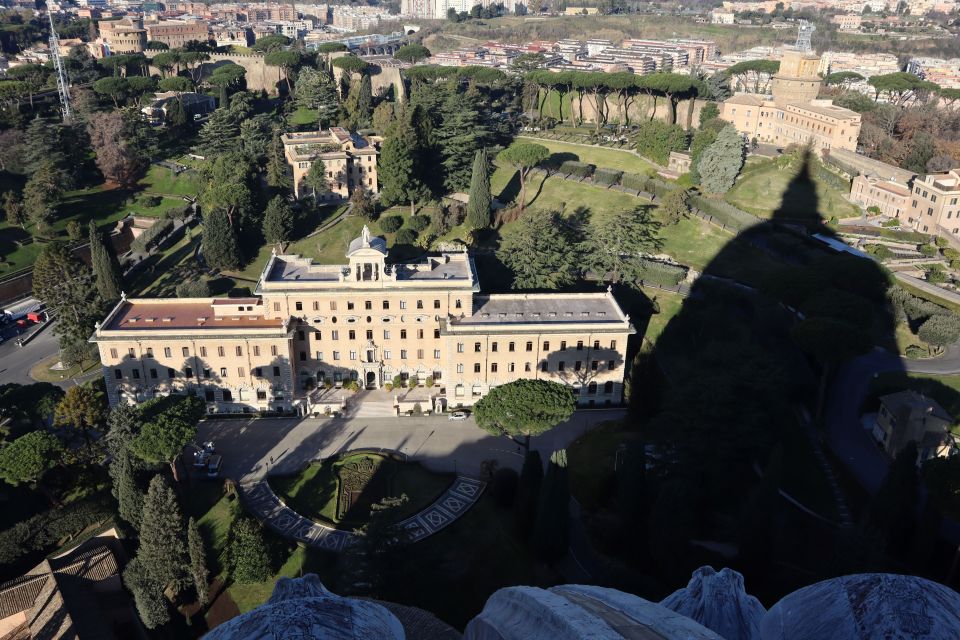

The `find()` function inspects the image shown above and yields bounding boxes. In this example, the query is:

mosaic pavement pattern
[240,476,486,552]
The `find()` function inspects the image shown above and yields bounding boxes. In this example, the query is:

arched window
[587,382,597,395]
[603,381,614,394]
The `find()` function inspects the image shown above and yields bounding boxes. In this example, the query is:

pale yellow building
[91,227,634,415]
[901,169,960,235]
[720,49,862,153]
[97,18,147,55]
[850,176,911,218]
[281,128,380,201]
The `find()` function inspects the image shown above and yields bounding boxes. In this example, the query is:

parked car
[192,441,215,468]
[448,411,469,421]
[207,454,222,478]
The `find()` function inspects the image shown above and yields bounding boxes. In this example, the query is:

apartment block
[281,128,379,201]
[850,176,911,218]
[91,228,634,414]
[144,20,210,48]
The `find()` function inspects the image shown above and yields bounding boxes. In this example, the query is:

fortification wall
[569,95,713,131]
[145,51,286,94]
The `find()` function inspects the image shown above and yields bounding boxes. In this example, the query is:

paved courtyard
[198,408,626,482]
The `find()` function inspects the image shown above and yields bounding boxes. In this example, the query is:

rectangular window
[164,347,171,358]
[110,348,118,359]
[330,301,337,311]
[400,300,407,309]
[299,351,306,361]
[146,347,153,357]
[455,299,462,309]
[434,349,441,358]
[313,301,319,311]
[273,366,281,376]
[491,363,498,373]
[593,340,600,350]
[526,341,533,352]
[185,367,193,379]
[417,329,424,339]
[271,345,278,357]
[383,301,390,310]
[574,361,582,371]
[508,363,515,373]
[384,350,392,359]
[576,341,583,351]
[347,302,355,310]
[274,302,281,312]
[235,346,243,356]
[199,346,207,357]
[508,342,515,352]
[474,363,481,373]
[253,345,260,357]
[220,367,228,377]
[366,330,373,340]
[543,341,550,351]
[610,340,617,350]
[434,299,440,309]
[316,351,323,361]
[218,346,225,357]
[384,330,391,339]
[434,329,440,339]
[401,349,408,359]
[295,301,303,311]
[332,330,339,340]
[492,342,498,352]
[349,351,357,360]
[457,343,464,353]
[257,389,267,400]
[558,361,565,372]
[365,301,372,310]
[417,349,424,359]
[608,360,615,369]
[182,347,189,357]
[541,362,548,372]
[475,342,482,353]
[348,330,356,340]
[238,367,245,377]
[416,300,423,309]
[167,368,175,379]
[205,389,215,402]
[457,363,464,373]
[401,330,407,340]
[333,351,340,361]
[114,369,123,380]
[561,341,567,350]
[525,363,531,372]
[591,360,598,371]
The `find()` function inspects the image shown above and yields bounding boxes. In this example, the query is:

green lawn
[515,137,657,175]
[269,453,453,528]
[0,229,42,276]
[289,107,320,126]
[138,163,203,197]
[642,288,685,345]
[725,159,860,221]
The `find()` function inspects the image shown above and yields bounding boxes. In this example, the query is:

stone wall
[568,95,713,131]
[145,51,287,94]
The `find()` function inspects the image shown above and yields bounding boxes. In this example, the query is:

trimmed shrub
[864,244,895,260]
[379,215,403,233]
[407,215,430,232]
[688,195,757,231]
[881,218,900,228]
[919,244,938,257]
[395,228,417,245]
[635,259,688,286]
[643,177,674,199]
[559,160,594,179]
[130,218,174,253]
[592,168,623,186]
[0,494,114,566]
[141,195,162,208]
[621,172,652,192]
[810,161,851,192]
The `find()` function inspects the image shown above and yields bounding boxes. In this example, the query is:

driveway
[197,408,627,482]
[0,324,61,386]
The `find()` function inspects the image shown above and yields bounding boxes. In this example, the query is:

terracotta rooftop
[104,300,284,331]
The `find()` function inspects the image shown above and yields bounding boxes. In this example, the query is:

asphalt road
[198,408,627,483]
[0,323,61,386]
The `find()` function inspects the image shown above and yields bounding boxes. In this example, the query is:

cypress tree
[218,84,228,109]
[263,195,294,244]
[356,74,372,128]
[515,449,543,540]
[265,132,291,191]
[466,148,492,230]
[123,557,170,630]
[89,221,124,302]
[111,450,145,530]
[227,516,271,583]
[138,475,189,591]
[165,96,187,129]
[187,516,210,605]
[531,449,570,562]
[696,124,745,194]
[202,208,242,270]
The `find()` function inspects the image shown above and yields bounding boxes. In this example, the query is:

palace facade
[91,228,634,415]
[281,128,380,201]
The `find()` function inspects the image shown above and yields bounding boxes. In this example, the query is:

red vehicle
[26,311,45,323]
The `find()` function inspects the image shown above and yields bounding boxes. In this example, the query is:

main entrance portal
[366,371,377,389]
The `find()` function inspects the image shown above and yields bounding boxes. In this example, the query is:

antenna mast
[48,9,73,122]
[795,20,815,52]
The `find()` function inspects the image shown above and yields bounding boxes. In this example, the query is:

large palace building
[91,228,634,415]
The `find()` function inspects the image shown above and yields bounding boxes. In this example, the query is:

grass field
[725,159,860,221]
[642,288,685,345]
[28,354,100,383]
[516,137,657,174]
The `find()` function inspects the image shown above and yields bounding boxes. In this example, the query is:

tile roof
[104,301,285,331]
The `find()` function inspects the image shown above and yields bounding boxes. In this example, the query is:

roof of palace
[456,292,629,327]
[101,300,286,332]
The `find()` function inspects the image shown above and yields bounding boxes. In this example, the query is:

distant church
[720,48,862,153]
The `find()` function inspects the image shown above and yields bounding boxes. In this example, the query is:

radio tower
[47,9,72,122]
[795,20,815,52]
